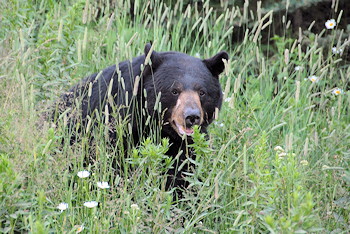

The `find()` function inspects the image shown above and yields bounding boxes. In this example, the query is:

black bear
[56,43,228,194]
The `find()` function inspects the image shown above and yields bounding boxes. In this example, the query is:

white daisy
[325,19,336,29]
[332,47,343,54]
[332,88,343,95]
[76,225,84,233]
[83,201,98,208]
[195,53,201,58]
[97,181,110,189]
[307,75,319,83]
[57,202,68,212]
[77,170,90,178]
[294,66,302,71]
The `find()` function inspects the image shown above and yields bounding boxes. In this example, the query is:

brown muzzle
[170,91,203,136]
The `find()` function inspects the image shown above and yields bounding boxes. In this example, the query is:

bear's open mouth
[173,121,194,136]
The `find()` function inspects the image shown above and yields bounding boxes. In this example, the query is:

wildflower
[294,66,302,71]
[131,204,139,210]
[97,181,110,189]
[325,19,336,29]
[224,97,231,103]
[300,160,309,166]
[274,146,284,152]
[195,53,201,58]
[76,225,84,233]
[77,170,90,178]
[332,47,343,55]
[307,75,319,83]
[83,201,98,208]
[57,202,68,212]
[332,88,343,95]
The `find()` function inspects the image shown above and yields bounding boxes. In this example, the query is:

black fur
[56,43,228,196]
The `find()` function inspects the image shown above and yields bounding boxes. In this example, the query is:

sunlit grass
[0,0,349,232]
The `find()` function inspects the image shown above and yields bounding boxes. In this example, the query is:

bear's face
[143,44,228,139]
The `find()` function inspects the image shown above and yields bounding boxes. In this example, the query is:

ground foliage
[0,0,349,233]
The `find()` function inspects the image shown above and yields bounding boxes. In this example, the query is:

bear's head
[142,43,229,140]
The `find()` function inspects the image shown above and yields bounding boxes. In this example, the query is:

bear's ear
[144,43,162,68]
[203,51,229,77]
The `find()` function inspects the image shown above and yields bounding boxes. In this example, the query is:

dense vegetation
[0,0,349,232]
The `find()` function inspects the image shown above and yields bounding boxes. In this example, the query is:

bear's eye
[199,90,206,97]
[171,89,179,96]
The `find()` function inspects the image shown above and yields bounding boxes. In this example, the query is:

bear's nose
[184,109,201,128]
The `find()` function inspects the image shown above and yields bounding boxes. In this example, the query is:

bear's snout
[184,108,201,128]
[170,90,204,136]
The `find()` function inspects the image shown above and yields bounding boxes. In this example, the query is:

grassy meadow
[1,0,349,233]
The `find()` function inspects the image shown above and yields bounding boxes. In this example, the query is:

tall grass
[0,0,349,232]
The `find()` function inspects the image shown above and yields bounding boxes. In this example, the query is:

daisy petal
[97,181,110,189]
[77,170,90,178]
[76,225,84,233]
[332,88,343,95]
[57,202,68,211]
[307,75,319,83]
[84,201,98,208]
[325,19,336,29]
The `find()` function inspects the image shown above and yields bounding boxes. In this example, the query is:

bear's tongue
[176,123,194,135]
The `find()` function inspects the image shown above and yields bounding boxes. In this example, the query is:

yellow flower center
[329,23,334,26]
[335,90,340,94]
